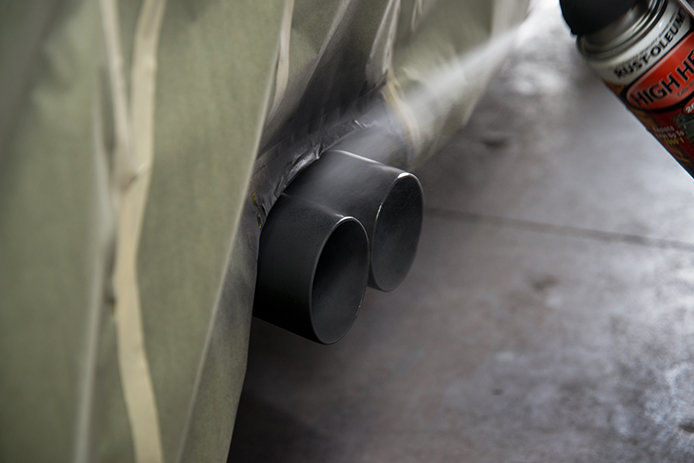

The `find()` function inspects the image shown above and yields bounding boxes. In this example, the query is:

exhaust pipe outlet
[254,194,369,344]
[285,150,423,292]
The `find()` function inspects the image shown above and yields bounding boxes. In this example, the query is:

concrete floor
[229,2,694,462]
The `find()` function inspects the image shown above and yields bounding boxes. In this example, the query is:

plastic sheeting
[0,1,528,461]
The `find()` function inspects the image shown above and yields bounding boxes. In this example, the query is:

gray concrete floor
[229,2,694,462]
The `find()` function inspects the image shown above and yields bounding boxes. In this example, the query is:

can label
[586,4,694,174]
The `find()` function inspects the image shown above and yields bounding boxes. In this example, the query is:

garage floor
[229,2,694,462]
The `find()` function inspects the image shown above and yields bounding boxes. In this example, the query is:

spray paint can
[561,0,694,175]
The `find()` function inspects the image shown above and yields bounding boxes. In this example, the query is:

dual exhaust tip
[253,150,423,344]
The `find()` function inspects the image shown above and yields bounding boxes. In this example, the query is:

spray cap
[559,0,641,35]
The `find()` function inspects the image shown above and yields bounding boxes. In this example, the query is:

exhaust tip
[284,149,424,292]
[311,217,369,344]
[254,195,369,344]
[370,173,423,292]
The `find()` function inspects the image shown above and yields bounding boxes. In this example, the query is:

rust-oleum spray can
[561,0,694,175]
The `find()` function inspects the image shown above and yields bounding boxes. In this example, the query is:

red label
[626,33,694,112]
[602,31,694,176]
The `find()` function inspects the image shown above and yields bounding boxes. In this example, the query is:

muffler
[253,194,369,344]
[284,149,423,292]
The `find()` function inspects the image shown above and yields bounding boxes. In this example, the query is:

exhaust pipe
[253,194,369,344]
[284,150,423,292]
[253,138,423,343]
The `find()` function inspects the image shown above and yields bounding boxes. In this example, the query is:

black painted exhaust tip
[253,194,369,344]
[369,171,423,291]
[285,150,423,292]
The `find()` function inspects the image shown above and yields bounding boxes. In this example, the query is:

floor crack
[425,207,694,253]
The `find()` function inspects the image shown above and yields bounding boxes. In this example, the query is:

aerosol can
[561,0,694,176]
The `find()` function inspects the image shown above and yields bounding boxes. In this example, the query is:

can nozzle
[559,0,640,35]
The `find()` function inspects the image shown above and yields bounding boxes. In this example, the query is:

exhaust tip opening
[310,217,369,344]
[370,173,424,292]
